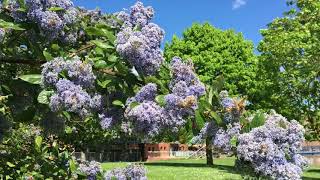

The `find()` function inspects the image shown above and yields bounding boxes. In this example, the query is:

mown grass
[102,157,320,180]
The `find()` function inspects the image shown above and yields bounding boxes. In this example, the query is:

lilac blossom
[104,164,147,180]
[41,57,67,87]
[237,111,307,180]
[98,113,114,130]
[125,57,205,136]
[41,57,96,89]
[125,101,164,136]
[133,83,157,103]
[78,161,102,180]
[5,0,79,41]
[115,2,164,76]
[50,79,92,117]
[0,28,5,41]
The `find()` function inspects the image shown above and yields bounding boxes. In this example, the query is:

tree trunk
[206,136,213,165]
[139,143,146,161]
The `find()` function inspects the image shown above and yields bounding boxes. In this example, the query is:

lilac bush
[237,111,308,180]
[104,164,147,180]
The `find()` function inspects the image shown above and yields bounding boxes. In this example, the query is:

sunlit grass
[102,157,320,180]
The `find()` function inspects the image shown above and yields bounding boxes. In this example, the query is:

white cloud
[232,0,247,10]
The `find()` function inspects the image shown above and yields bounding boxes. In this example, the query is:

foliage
[0,124,78,179]
[164,23,258,98]
[191,88,245,153]
[257,0,320,140]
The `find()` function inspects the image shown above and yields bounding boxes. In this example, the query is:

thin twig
[0,58,46,65]
[69,43,96,58]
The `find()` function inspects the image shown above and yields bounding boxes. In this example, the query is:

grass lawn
[102,157,320,180]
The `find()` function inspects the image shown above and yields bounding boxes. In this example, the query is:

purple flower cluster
[78,161,102,180]
[125,101,163,137]
[237,112,308,180]
[6,0,78,40]
[219,90,234,109]
[124,83,163,136]
[49,79,100,117]
[104,164,147,180]
[115,2,165,75]
[41,57,96,88]
[125,58,205,136]
[219,91,243,124]
[0,28,5,41]
[165,57,205,119]
[42,57,103,118]
[190,121,219,144]
[212,123,240,152]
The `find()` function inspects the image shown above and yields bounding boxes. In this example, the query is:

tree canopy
[164,23,258,98]
[256,0,320,140]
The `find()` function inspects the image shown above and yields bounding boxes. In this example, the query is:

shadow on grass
[145,162,213,168]
[305,169,320,173]
[145,162,241,175]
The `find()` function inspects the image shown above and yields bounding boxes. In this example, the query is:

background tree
[164,23,258,98]
[256,0,320,140]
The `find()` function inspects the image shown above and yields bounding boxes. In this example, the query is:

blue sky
[73,0,290,48]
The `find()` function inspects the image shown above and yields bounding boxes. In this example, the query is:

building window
[148,147,151,151]
[152,147,155,151]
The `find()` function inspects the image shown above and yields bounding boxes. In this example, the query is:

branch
[0,58,46,65]
[69,43,96,58]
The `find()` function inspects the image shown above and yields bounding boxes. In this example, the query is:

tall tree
[164,23,257,98]
[256,0,320,140]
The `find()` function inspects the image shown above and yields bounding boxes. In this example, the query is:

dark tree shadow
[145,162,243,175]
[145,162,212,168]
[305,169,320,173]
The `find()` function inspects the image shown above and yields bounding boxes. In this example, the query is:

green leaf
[69,159,77,172]
[94,60,108,69]
[2,0,9,7]
[43,51,53,61]
[97,79,112,88]
[212,75,225,91]
[0,20,25,30]
[48,7,64,11]
[35,136,43,152]
[63,111,71,121]
[112,100,124,107]
[230,136,237,147]
[210,111,223,125]
[91,40,114,50]
[195,110,204,127]
[108,55,118,62]
[51,44,60,51]
[65,126,72,134]
[17,0,26,8]
[155,95,166,106]
[37,90,54,104]
[130,101,139,109]
[19,74,41,84]
[250,112,265,129]
[6,162,15,168]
